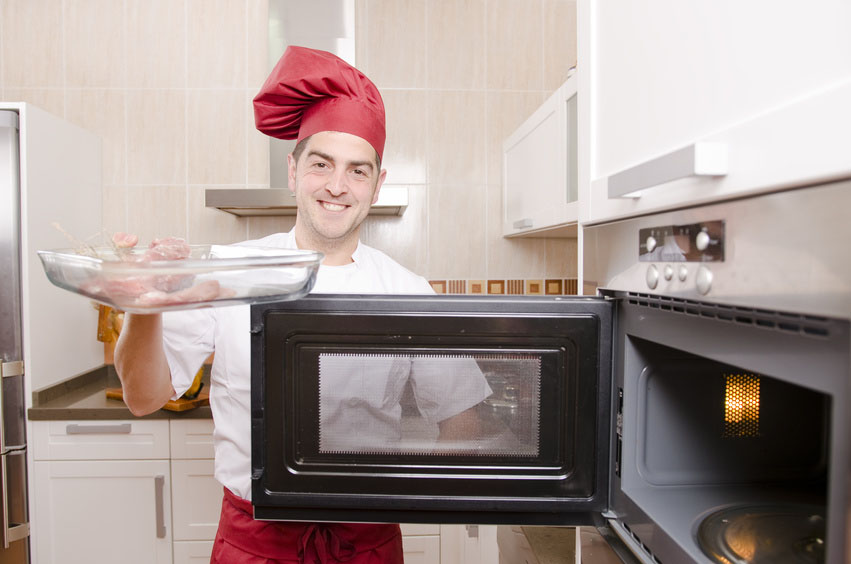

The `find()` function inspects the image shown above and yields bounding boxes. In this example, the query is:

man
[115,46,489,563]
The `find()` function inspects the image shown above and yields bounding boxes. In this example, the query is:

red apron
[211,488,404,564]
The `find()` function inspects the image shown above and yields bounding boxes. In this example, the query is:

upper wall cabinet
[503,73,578,238]
[578,0,851,225]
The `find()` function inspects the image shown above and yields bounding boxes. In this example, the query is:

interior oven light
[723,373,760,438]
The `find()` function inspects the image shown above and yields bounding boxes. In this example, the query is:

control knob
[646,265,659,289]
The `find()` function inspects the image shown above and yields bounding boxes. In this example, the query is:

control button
[678,265,688,282]
[696,266,713,295]
[696,230,711,251]
[663,265,673,281]
[646,236,657,253]
[646,265,659,289]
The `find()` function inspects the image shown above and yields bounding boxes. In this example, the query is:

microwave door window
[317,353,542,458]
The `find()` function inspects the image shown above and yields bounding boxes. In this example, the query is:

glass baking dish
[37,244,323,314]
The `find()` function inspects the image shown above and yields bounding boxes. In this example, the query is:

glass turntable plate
[38,244,322,314]
[697,504,825,564]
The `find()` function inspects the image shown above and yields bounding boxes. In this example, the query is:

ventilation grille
[626,293,832,338]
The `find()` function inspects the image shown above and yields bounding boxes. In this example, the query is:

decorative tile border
[429,278,580,296]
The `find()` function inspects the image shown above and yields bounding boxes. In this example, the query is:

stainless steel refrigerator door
[0,110,30,562]
[0,111,23,365]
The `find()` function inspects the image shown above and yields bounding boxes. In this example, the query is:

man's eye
[353,169,366,176]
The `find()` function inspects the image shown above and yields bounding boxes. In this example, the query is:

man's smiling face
[288,131,386,258]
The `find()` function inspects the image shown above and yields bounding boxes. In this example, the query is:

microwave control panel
[638,220,724,263]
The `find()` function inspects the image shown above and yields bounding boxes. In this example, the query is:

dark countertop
[28,365,212,421]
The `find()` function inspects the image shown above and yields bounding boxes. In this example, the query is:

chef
[114,46,491,563]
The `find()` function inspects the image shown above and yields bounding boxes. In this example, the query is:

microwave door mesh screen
[317,353,541,456]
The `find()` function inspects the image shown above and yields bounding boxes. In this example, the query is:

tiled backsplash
[430,278,579,295]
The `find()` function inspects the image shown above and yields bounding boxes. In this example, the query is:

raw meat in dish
[81,236,236,309]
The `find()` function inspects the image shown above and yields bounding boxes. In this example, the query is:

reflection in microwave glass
[317,353,542,457]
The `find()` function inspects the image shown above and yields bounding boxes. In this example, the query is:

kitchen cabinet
[170,420,218,562]
[31,417,493,564]
[578,0,851,224]
[503,72,578,238]
[31,420,173,564]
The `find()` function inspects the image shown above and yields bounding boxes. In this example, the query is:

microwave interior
[611,298,846,564]
[251,294,613,525]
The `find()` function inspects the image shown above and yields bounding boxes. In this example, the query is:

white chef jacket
[161,230,492,500]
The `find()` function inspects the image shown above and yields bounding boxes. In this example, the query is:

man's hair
[292,135,381,170]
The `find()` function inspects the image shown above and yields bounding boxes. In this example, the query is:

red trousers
[210,488,404,564]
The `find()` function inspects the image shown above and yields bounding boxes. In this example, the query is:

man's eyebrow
[306,150,375,173]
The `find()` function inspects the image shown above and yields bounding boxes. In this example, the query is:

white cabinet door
[579,0,851,224]
[173,541,214,564]
[440,525,499,564]
[171,459,222,541]
[503,74,579,237]
[33,459,172,564]
[403,534,441,564]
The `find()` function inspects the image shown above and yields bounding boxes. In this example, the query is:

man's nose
[325,170,348,196]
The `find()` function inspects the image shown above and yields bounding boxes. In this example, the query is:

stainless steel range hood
[206,0,407,218]
[205,186,408,217]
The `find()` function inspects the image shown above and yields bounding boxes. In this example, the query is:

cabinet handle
[66,423,132,435]
[513,218,533,229]
[607,142,727,198]
[154,475,166,539]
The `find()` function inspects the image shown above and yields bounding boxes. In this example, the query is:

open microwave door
[250,294,614,526]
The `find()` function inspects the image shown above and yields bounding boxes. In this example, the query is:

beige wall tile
[126,89,186,186]
[545,237,578,277]
[245,0,270,88]
[127,0,187,89]
[1,0,64,88]
[427,0,486,90]
[246,90,271,186]
[361,185,428,276]
[1,89,66,118]
[65,89,126,185]
[485,182,547,278]
[65,0,126,88]
[382,89,428,185]
[187,0,246,88]
[361,0,427,89]
[247,215,297,241]
[428,183,487,278]
[187,89,246,185]
[427,90,487,186]
[126,185,187,243]
[485,90,547,184]
[543,0,577,91]
[187,186,248,244]
[101,184,127,236]
[487,0,543,91]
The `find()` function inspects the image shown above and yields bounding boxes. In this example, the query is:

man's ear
[287,153,297,194]
[372,169,387,205]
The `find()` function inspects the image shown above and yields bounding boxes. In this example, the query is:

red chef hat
[253,46,386,161]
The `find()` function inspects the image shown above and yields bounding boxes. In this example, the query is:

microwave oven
[250,180,850,563]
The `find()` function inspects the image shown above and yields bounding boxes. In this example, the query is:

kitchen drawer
[401,523,441,536]
[171,459,221,541]
[401,534,440,564]
[170,419,215,459]
[173,540,214,563]
[32,419,170,460]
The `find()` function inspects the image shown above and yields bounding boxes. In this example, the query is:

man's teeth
[321,202,346,211]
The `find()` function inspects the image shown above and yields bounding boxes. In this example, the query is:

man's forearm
[114,313,175,416]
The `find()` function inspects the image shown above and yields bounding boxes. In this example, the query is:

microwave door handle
[606,142,728,199]
[0,453,29,548]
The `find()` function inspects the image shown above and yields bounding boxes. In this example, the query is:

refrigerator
[0,104,103,563]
